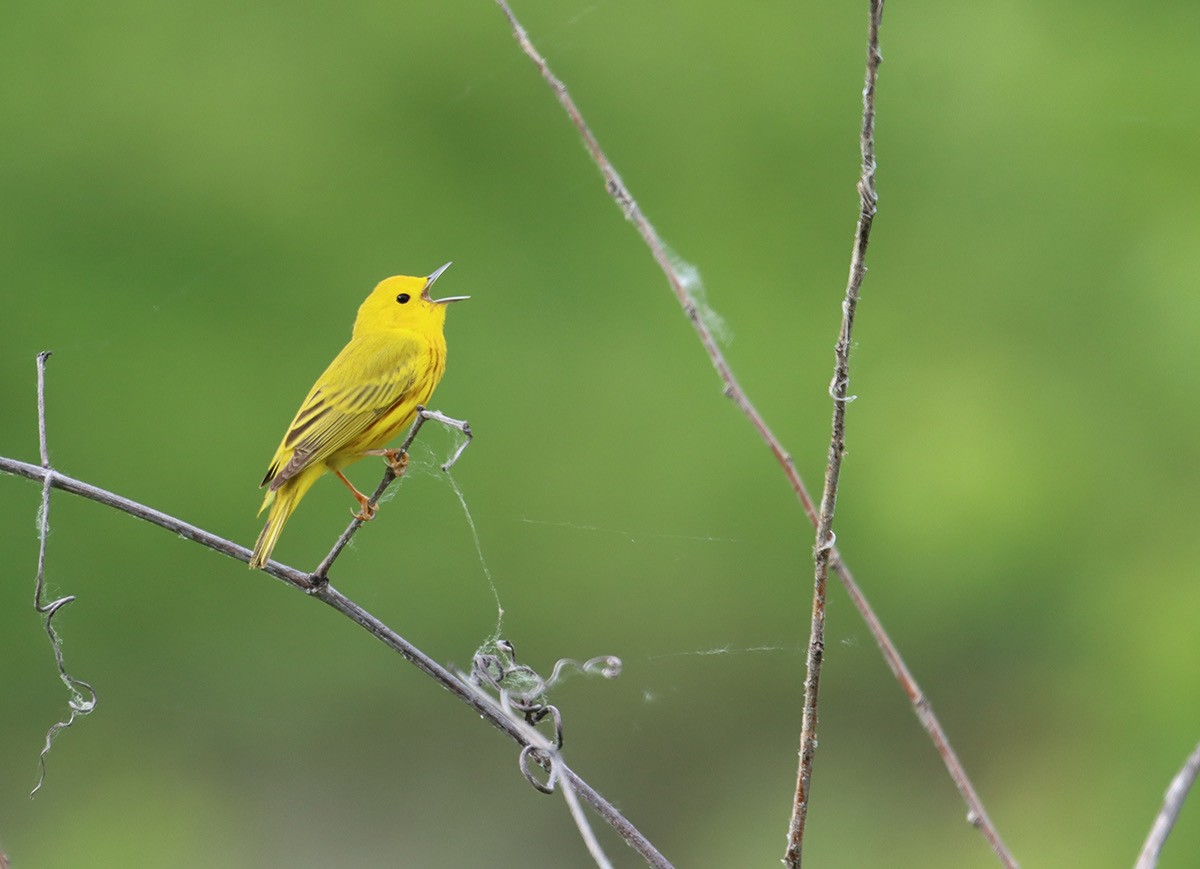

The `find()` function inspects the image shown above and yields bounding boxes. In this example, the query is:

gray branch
[492,1,1017,866]
[2,358,670,868]
[1135,739,1200,869]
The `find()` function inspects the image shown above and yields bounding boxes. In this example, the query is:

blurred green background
[2,1,1198,866]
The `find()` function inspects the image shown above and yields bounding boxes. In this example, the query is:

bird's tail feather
[249,466,322,569]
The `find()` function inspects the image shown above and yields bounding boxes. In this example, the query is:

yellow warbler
[249,263,468,569]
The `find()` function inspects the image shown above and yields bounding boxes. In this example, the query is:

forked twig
[785,1,882,864]
[30,351,97,798]
[1135,739,1200,869]
[493,2,1017,865]
[1,358,668,867]
[311,408,472,581]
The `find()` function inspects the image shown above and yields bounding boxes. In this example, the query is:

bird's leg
[333,469,376,521]
[363,448,410,477]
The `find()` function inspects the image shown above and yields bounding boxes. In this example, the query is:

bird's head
[353,262,469,337]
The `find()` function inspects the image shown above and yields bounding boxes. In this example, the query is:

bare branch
[30,351,97,798]
[2,359,668,866]
[561,772,614,869]
[36,350,50,467]
[836,554,1017,867]
[785,1,883,864]
[3,455,316,590]
[1135,739,1200,869]
[491,0,819,527]
[493,2,1018,865]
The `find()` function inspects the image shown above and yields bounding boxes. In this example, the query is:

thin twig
[1135,739,1200,869]
[311,408,472,581]
[834,554,1015,866]
[785,1,882,864]
[492,0,818,526]
[37,351,51,467]
[30,351,97,798]
[1,396,668,867]
[493,2,1018,865]
[560,769,614,869]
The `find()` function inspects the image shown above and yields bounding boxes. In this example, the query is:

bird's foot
[364,448,410,476]
[384,449,409,476]
[351,496,377,522]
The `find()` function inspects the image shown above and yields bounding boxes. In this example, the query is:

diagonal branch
[1,456,670,865]
[785,1,882,864]
[3,455,317,590]
[1,370,668,866]
[492,0,819,528]
[493,2,1017,866]
[1135,739,1200,869]
[2,355,667,864]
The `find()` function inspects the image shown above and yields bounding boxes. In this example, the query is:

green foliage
[2,1,1199,866]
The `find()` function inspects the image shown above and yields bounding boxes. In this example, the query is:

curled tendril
[519,745,557,794]
[827,371,858,403]
[470,639,621,793]
[503,701,562,751]
[546,655,623,686]
[472,641,622,706]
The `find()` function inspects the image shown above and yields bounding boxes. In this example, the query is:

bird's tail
[249,465,323,570]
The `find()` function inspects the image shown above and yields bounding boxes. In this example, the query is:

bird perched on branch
[249,263,468,569]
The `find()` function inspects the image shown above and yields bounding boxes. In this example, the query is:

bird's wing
[261,331,426,490]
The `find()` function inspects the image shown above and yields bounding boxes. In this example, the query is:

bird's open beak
[423,261,470,304]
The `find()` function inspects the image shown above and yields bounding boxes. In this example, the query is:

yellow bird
[249,263,468,569]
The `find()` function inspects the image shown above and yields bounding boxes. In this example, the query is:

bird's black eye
[396,293,411,304]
